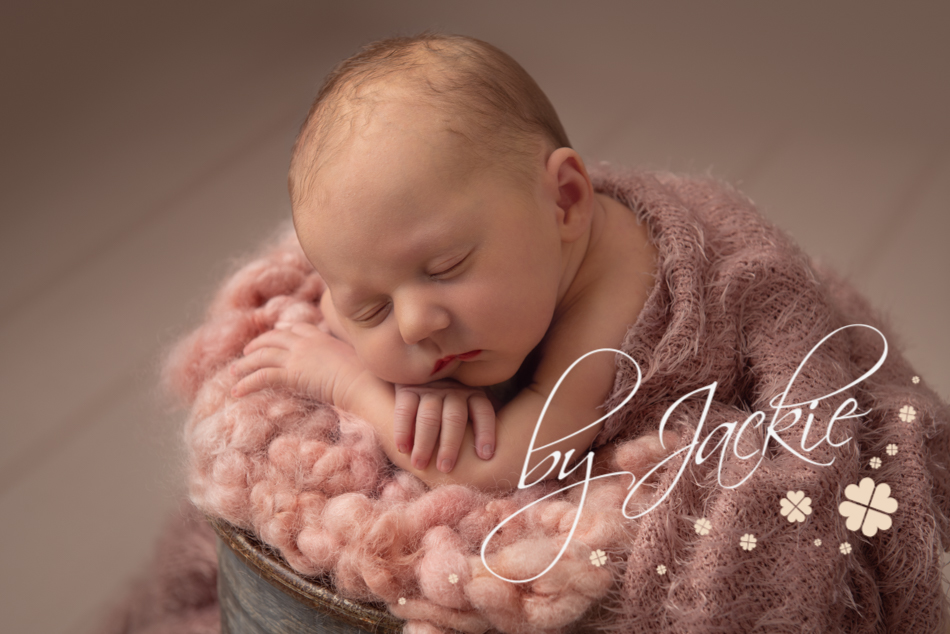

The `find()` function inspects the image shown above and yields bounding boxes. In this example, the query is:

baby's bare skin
[314,186,655,474]
[321,287,498,470]
[231,92,657,491]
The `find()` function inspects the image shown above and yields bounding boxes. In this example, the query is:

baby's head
[289,33,571,211]
[289,33,596,387]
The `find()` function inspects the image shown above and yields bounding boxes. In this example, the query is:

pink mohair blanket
[163,165,950,633]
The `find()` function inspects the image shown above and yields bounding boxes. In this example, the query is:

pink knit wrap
[167,165,950,633]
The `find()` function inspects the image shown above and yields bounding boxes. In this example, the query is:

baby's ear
[546,148,594,242]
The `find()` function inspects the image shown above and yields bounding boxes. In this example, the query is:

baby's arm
[333,345,615,491]
[229,295,625,491]
[334,295,633,492]
[232,290,496,473]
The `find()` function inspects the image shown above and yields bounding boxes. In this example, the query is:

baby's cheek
[368,358,418,385]
[359,339,426,386]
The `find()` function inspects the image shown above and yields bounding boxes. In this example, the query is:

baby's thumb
[290,322,321,336]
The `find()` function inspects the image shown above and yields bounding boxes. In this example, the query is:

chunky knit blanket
[165,165,950,633]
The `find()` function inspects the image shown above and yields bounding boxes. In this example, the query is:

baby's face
[294,98,565,386]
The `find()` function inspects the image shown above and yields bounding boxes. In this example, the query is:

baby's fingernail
[439,459,454,473]
[481,444,493,458]
[414,458,428,470]
[397,444,408,454]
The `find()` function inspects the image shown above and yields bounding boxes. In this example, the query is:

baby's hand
[230,322,363,405]
[394,380,496,473]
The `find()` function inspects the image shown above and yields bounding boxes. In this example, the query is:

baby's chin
[449,360,520,388]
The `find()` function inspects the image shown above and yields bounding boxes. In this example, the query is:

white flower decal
[839,542,852,555]
[694,517,712,535]
[912,376,920,384]
[886,444,898,456]
[398,597,406,605]
[780,490,813,523]
[740,533,757,551]
[869,456,882,469]
[814,539,822,547]
[838,477,899,537]
[657,564,667,575]
[590,549,607,567]
[898,405,917,423]
[448,573,459,584]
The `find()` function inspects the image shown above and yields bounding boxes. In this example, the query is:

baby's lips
[431,350,481,375]
[431,355,456,375]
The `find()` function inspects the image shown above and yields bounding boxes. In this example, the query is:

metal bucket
[211,517,404,634]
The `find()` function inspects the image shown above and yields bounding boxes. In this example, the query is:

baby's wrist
[337,368,385,413]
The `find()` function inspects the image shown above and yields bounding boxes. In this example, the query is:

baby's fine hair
[288,32,571,209]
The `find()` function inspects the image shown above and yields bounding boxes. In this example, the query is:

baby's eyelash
[354,303,389,324]
[430,256,466,279]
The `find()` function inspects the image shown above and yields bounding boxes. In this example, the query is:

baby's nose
[394,295,450,345]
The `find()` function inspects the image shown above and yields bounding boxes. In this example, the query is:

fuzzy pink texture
[167,165,950,633]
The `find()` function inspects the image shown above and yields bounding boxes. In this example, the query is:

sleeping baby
[182,31,950,632]
[228,33,657,491]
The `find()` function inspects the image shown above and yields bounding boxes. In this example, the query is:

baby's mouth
[431,350,481,375]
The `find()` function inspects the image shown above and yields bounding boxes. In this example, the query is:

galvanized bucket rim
[210,516,404,633]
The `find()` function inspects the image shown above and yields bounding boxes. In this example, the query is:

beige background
[1,1,947,632]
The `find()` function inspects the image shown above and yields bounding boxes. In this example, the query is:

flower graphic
[657,564,667,575]
[869,456,882,469]
[886,444,898,456]
[898,405,917,423]
[838,477,899,537]
[398,597,406,605]
[448,573,459,584]
[590,549,607,567]
[694,517,712,536]
[780,490,813,523]
[912,376,920,384]
[814,539,822,547]
[840,542,852,555]
[740,533,757,551]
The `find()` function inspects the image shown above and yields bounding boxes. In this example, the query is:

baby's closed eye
[428,254,468,280]
[351,303,390,326]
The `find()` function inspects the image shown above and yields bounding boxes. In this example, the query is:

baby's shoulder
[584,193,657,312]
[538,194,656,368]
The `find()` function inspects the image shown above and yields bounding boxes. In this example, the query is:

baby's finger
[243,329,297,355]
[410,393,444,470]
[468,393,496,460]
[435,394,469,473]
[231,367,286,397]
[289,322,324,337]
[230,347,288,377]
[393,389,420,455]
